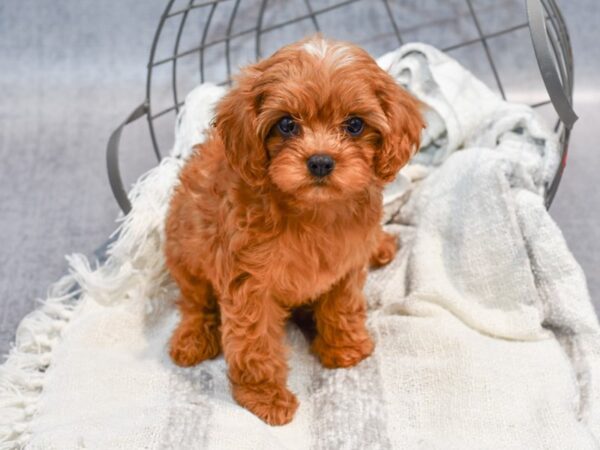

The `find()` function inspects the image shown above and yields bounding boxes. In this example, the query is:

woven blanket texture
[1,43,599,450]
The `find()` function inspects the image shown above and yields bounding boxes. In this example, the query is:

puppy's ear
[215,66,267,187]
[373,74,424,182]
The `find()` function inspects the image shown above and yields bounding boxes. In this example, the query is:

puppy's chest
[263,225,376,303]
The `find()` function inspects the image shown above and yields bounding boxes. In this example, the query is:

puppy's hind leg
[169,268,221,367]
[369,227,398,269]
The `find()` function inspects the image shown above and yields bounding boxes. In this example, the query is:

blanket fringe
[0,157,184,449]
[0,274,80,449]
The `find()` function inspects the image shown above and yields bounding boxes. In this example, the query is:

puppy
[165,36,423,425]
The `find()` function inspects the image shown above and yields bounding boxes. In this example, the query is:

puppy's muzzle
[307,154,335,178]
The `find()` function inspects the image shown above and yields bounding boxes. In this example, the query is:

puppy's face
[216,37,423,206]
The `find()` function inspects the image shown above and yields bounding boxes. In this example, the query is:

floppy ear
[215,67,267,187]
[373,74,424,182]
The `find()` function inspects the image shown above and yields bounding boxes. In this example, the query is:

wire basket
[107,0,578,214]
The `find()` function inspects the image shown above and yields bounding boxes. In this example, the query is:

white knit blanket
[2,44,599,450]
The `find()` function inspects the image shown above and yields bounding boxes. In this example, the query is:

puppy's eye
[344,117,364,137]
[277,116,300,137]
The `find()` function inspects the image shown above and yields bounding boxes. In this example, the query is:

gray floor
[1,0,598,356]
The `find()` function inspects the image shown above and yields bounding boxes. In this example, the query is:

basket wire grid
[107,0,577,214]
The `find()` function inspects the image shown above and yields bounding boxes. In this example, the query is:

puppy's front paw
[232,382,299,426]
[312,335,374,369]
[169,321,221,367]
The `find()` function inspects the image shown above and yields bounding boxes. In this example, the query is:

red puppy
[165,36,423,425]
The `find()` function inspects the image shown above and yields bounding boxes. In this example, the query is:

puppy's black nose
[307,154,335,177]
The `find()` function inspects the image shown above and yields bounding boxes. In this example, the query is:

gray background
[1,0,598,355]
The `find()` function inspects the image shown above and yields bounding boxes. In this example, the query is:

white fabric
[1,44,599,450]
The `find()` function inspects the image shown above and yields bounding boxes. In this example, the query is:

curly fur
[165,36,423,425]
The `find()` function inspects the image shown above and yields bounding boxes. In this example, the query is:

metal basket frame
[107,0,577,214]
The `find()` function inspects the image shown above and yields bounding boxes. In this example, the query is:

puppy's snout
[307,154,335,178]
